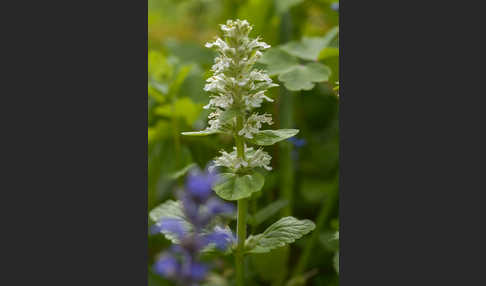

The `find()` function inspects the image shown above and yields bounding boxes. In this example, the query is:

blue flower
[204,226,236,251]
[157,218,186,239]
[153,254,179,278]
[206,197,235,216]
[186,168,219,202]
[183,260,208,281]
[288,137,307,148]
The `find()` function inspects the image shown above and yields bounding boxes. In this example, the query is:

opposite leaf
[245,216,315,254]
[247,129,299,146]
[213,172,264,201]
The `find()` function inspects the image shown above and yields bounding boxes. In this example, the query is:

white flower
[213,145,272,171]
[243,91,274,110]
[238,113,273,139]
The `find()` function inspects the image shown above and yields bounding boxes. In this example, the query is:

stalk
[235,197,248,286]
[235,133,247,286]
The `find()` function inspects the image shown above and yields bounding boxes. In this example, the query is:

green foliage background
[148,0,339,285]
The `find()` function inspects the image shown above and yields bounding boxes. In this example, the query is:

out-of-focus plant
[258,27,338,91]
[150,167,236,285]
[182,19,316,286]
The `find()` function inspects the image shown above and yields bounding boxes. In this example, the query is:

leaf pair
[182,128,299,147]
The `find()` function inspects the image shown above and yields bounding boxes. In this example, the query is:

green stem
[234,128,247,286]
[235,198,248,286]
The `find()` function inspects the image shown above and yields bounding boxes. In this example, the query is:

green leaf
[181,129,219,136]
[275,0,304,15]
[278,63,331,91]
[258,48,299,76]
[247,129,299,146]
[149,200,191,243]
[245,216,315,254]
[280,27,339,61]
[213,172,264,201]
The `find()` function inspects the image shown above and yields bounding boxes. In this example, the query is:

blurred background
[148,0,339,285]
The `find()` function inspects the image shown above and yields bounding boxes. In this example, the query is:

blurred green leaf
[245,216,315,254]
[247,129,299,146]
[280,27,338,61]
[258,48,299,76]
[213,172,264,201]
[278,62,331,91]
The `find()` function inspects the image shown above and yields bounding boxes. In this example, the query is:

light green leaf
[247,129,299,146]
[181,129,219,136]
[245,216,315,254]
[280,27,339,61]
[275,0,304,14]
[278,63,331,91]
[213,172,264,201]
[149,200,191,243]
[258,48,299,76]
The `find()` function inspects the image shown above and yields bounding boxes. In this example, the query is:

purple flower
[204,226,236,251]
[288,137,307,148]
[183,260,208,281]
[158,218,186,239]
[206,197,235,216]
[153,254,179,278]
[186,168,219,202]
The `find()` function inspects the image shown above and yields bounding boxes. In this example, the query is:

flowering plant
[153,19,316,286]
